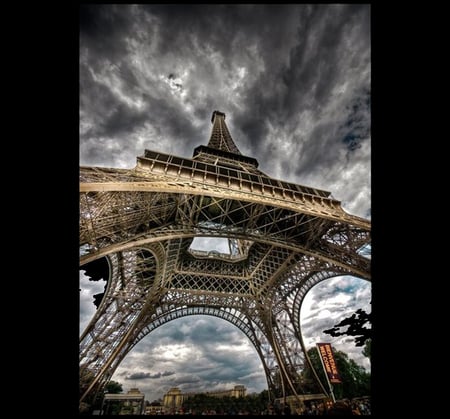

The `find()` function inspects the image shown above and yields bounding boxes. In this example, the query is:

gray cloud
[126,372,153,380]
[126,371,175,380]
[80,4,371,402]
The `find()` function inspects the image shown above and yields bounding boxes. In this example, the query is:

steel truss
[79,111,370,407]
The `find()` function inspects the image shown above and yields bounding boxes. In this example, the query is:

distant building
[162,388,187,409]
[162,385,247,409]
[145,401,165,415]
[102,387,145,415]
[204,384,246,399]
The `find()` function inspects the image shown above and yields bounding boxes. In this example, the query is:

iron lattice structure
[79,111,370,406]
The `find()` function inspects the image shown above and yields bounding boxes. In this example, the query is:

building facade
[162,387,187,409]
[101,388,145,415]
[162,385,247,409]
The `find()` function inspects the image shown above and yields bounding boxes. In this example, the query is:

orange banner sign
[316,343,342,384]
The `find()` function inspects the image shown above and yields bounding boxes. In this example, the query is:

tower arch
[109,309,276,397]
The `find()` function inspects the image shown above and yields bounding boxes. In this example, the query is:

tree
[303,347,370,400]
[105,380,123,394]
[362,338,371,360]
[323,308,371,346]
[181,390,269,414]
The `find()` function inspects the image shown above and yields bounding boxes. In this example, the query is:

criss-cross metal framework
[79,110,370,407]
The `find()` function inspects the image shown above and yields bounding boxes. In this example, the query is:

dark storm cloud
[126,372,152,380]
[80,61,199,157]
[141,5,297,63]
[161,370,176,377]
[126,371,175,380]
[146,315,244,348]
[188,318,244,346]
[283,5,366,108]
[172,375,202,386]
[80,4,205,166]
[233,5,370,139]
[80,5,133,63]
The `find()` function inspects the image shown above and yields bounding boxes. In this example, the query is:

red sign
[316,343,342,384]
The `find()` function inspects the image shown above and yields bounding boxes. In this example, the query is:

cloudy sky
[80,4,371,402]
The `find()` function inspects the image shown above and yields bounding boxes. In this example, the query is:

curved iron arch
[290,270,371,397]
[107,305,275,396]
[80,245,163,342]
[292,271,371,336]
[132,306,264,350]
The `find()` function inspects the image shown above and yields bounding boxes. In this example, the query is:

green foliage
[181,390,270,414]
[103,400,122,415]
[304,347,370,400]
[362,338,371,360]
[323,309,372,347]
[105,380,123,394]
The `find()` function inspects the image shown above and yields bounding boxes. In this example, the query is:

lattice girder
[80,168,369,231]
[80,218,369,402]
[81,224,369,280]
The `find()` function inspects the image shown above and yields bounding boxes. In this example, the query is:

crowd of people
[282,397,371,415]
[147,397,371,415]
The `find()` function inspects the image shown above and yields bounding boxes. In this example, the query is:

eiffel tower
[80,110,370,409]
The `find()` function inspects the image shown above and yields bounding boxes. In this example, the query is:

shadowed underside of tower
[79,110,370,410]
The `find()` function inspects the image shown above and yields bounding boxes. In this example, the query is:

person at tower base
[325,400,354,415]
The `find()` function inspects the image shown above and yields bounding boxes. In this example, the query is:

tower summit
[193,110,259,169]
[208,110,241,154]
